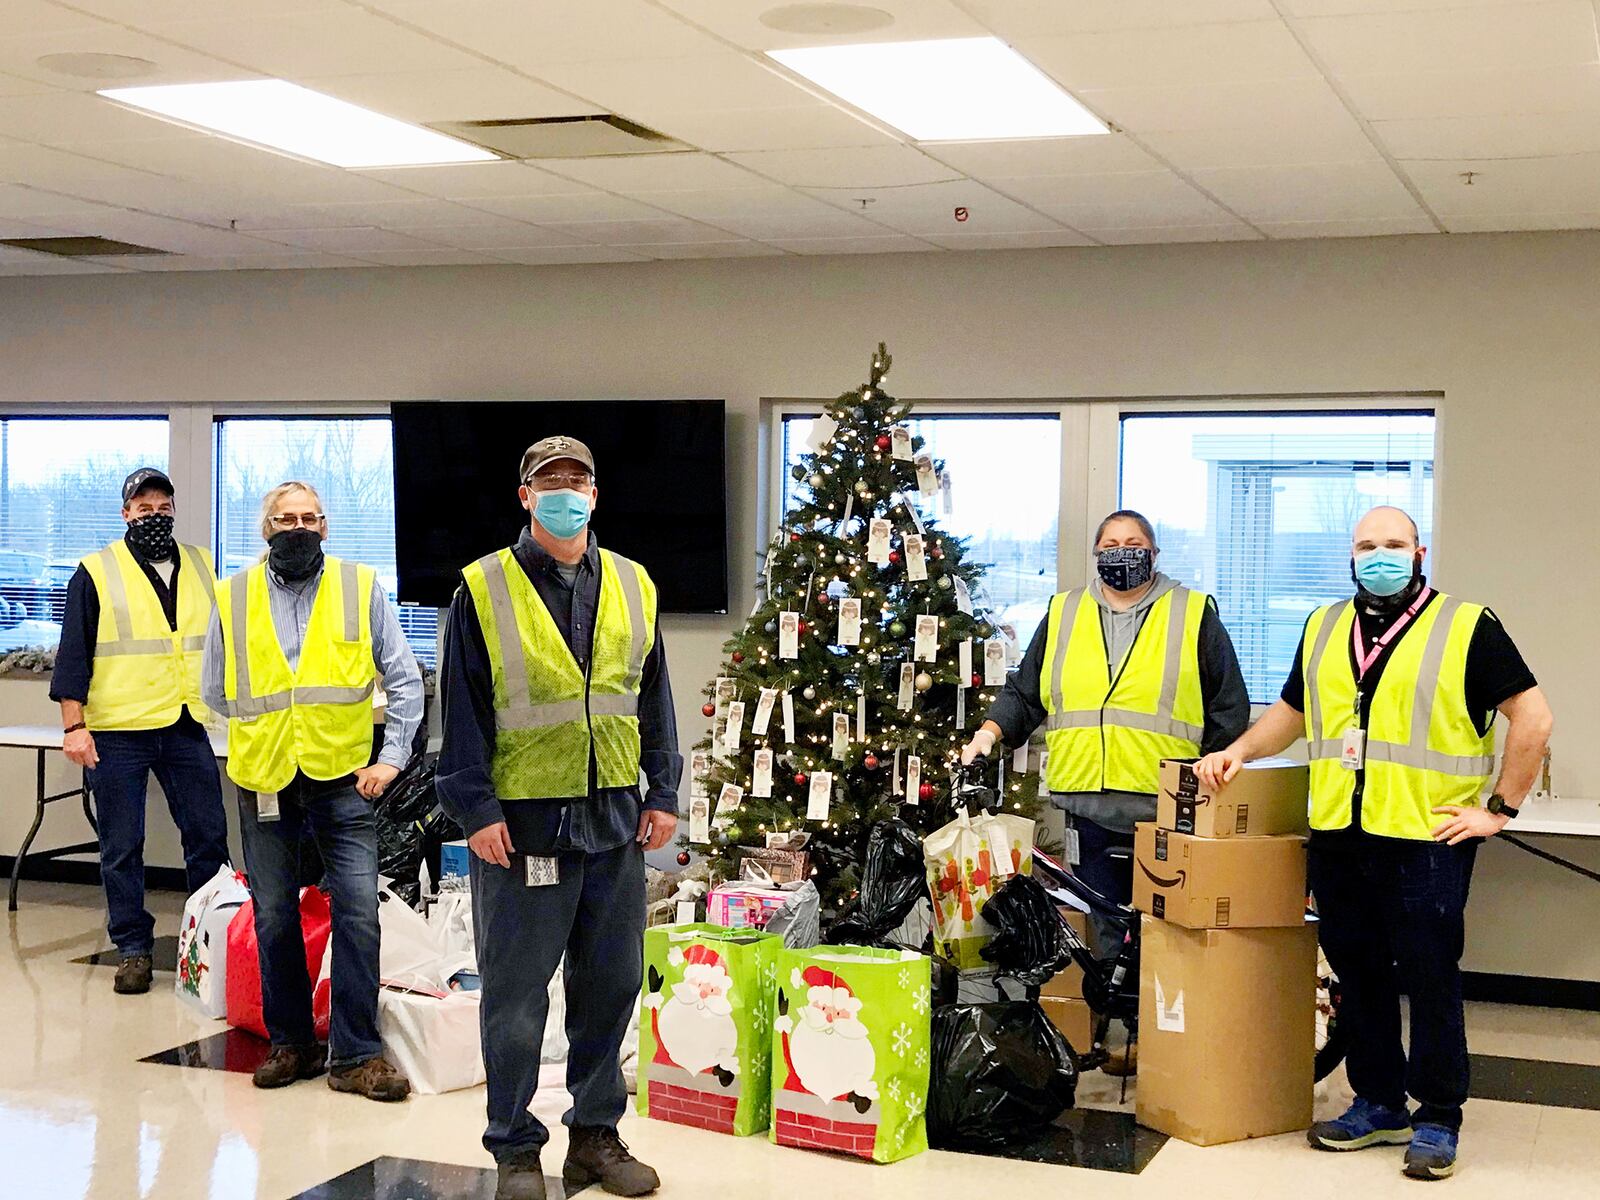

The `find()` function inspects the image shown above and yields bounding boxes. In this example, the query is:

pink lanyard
[1352,587,1432,681]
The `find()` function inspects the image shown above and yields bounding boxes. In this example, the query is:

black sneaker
[114,955,153,995]
[563,1127,659,1197]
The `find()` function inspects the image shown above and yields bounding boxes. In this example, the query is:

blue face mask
[1352,547,1417,597]
[532,488,592,539]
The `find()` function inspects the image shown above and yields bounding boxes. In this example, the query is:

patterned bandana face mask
[1095,545,1154,592]
[125,513,176,562]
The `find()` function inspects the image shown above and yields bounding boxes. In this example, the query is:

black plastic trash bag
[979,873,1074,987]
[373,754,455,908]
[824,818,926,947]
[928,1002,1079,1149]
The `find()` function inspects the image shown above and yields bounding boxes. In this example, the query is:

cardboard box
[1157,758,1310,839]
[1137,916,1316,1146]
[438,840,471,881]
[1039,996,1097,1056]
[1040,908,1090,999]
[1133,824,1306,929]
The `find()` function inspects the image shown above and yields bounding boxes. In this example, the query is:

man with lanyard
[50,467,228,995]
[202,481,423,1101]
[961,510,1249,990]
[437,436,680,1200]
[1197,506,1551,1181]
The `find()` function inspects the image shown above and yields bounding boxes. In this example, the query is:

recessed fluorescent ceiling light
[768,36,1105,141]
[98,79,499,168]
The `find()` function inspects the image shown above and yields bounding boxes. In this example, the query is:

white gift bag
[378,886,475,994]
[175,864,250,1019]
[427,891,475,964]
[378,988,485,1095]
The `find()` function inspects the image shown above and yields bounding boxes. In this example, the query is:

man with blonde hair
[202,481,424,1101]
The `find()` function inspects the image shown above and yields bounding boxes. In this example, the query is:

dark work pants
[88,717,229,957]
[1309,836,1479,1131]
[472,841,646,1163]
[237,774,382,1067]
[1067,816,1136,960]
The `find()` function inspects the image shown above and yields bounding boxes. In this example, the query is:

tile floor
[5,881,1599,1200]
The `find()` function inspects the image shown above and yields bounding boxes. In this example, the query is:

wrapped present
[638,924,782,1136]
[175,864,250,1019]
[226,887,332,1042]
[378,987,485,1095]
[923,811,1035,968]
[737,846,811,885]
[771,945,932,1163]
[707,883,793,930]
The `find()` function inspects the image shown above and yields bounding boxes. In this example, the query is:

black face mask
[268,528,325,582]
[125,513,176,562]
[1096,545,1155,592]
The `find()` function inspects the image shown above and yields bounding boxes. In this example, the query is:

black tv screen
[391,399,728,613]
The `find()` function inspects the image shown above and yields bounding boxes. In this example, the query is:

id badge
[1341,728,1367,771]
[525,856,560,887]
[256,791,280,823]
[1063,822,1082,867]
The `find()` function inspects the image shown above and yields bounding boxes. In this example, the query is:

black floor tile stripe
[1468,1054,1600,1111]
[74,934,179,973]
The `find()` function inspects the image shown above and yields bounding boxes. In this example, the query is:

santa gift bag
[638,923,782,1136]
[175,864,251,1019]
[226,887,333,1042]
[770,945,932,1163]
[923,811,1035,969]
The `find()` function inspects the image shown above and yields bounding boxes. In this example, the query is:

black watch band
[63,722,87,735]
[1487,793,1520,819]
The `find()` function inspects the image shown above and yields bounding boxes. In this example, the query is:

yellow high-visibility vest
[1303,593,1495,840]
[462,546,656,800]
[79,540,217,731]
[216,557,377,794]
[1041,586,1208,794]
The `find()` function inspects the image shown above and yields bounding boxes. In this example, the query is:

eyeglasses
[269,512,326,530]
[526,472,593,491]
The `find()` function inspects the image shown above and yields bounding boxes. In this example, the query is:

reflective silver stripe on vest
[1045,709,1101,732]
[96,638,181,658]
[1408,594,1461,758]
[96,547,135,642]
[606,551,650,692]
[1364,741,1495,776]
[1045,588,1084,716]
[1156,586,1192,722]
[219,682,375,719]
[340,559,360,641]
[477,552,533,718]
[497,692,641,731]
[1303,601,1350,741]
[180,544,215,611]
[229,570,256,714]
[1307,738,1346,762]
[1103,707,1204,742]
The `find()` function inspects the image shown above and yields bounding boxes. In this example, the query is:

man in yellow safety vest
[1197,506,1552,1181]
[50,467,228,995]
[202,481,424,1103]
[438,436,680,1200]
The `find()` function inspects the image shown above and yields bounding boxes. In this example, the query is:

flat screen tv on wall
[391,399,728,613]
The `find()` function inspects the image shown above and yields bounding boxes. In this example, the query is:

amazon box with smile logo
[1157,758,1309,839]
[1133,825,1307,929]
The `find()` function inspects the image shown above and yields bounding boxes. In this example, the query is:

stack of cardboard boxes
[1132,758,1318,1147]
[1038,907,1095,1053]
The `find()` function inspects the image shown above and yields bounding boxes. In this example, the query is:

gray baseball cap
[520,435,595,483]
[122,467,174,503]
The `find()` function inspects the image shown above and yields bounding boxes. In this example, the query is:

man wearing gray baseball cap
[438,436,681,1200]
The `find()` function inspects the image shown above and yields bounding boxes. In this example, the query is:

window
[0,416,169,652]
[1120,411,1436,700]
[213,417,438,666]
[780,413,1060,641]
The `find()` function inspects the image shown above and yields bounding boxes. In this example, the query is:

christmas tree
[687,344,1042,909]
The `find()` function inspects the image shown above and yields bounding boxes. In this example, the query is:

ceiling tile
[533,54,816,117]
[1081,223,1262,244]
[685,208,885,241]
[727,144,957,189]
[1141,117,1379,169]
[1022,21,1320,91]
[652,105,896,153]
[1281,0,1568,15]
[0,72,61,99]
[99,250,374,272]
[385,221,585,249]
[655,0,982,49]
[250,226,444,253]
[0,251,127,274]
[1295,2,1600,77]
[0,181,125,220]
[798,179,1061,236]
[73,2,351,22]
[1258,216,1438,239]
[362,1,717,67]
[1375,112,1600,160]
[300,68,602,125]
[1442,210,1600,232]
[1029,186,1242,228]
[459,192,671,223]
[229,196,521,228]
[540,216,742,245]
[362,160,592,201]
[6,2,111,37]
[0,216,73,238]
[767,234,935,255]
[535,152,766,192]
[1082,77,1353,134]
[0,91,199,145]
[923,135,1163,179]
[1406,156,1600,214]
[967,1,1277,35]
[349,247,508,266]
[614,240,786,259]
[486,244,651,264]
[0,138,168,185]
[628,185,851,221]
[1187,160,1425,222]
[1340,64,1600,122]
[147,9,483,78]
[995,170,1221,211]
[924,229,1097,250]
[0,26,255,91]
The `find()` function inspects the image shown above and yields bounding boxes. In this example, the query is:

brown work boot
[114,954,153,995]
[495,1151,547,1200]
[563,1126,658,1197]
[252,1043,327,1089]
[328,1056,411,1102]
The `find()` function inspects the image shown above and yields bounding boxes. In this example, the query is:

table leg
[7,749,49,913]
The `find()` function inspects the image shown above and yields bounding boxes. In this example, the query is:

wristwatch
[1485,793,1521,819]
[63,722,87,735]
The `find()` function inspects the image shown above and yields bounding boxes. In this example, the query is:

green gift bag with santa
[770,946,932,1163]
[638,923,782,1136]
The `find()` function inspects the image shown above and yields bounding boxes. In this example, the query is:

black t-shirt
[1279,583,1536,841]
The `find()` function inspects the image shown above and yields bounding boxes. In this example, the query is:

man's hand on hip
[63,728,98,768]
[469,821,516,869]
[1432,805,1509,845]
[354,763,399,799]
[637,810,678,852]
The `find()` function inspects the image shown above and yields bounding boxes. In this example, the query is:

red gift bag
[226,887,333,1042]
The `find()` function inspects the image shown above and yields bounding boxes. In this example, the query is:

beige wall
[3,231,1597,979]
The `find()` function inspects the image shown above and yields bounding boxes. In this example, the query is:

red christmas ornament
[932,543,944,559]
[971,673,982,687]
[731,651,745,664]
[789,532,801,543]
[798,619,808,634]
[701,702,716,717]
[676,850,692,866]
[794,772,808,786]
[888,550,901,564]
[864,754,879,770]
[875,435,892,451]
[919,782,937,802]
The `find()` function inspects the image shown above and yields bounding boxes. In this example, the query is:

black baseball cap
[122,467,175,504]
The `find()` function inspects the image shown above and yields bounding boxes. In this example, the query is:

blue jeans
[237,773,382,1067]
[1066,816,1136,960]
[88,717,229,957]
[472,840,646,1163]
[1309,836,1479,1131]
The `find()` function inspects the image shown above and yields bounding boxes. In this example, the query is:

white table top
[0,724,228,757]
[1509,796,1600,838]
